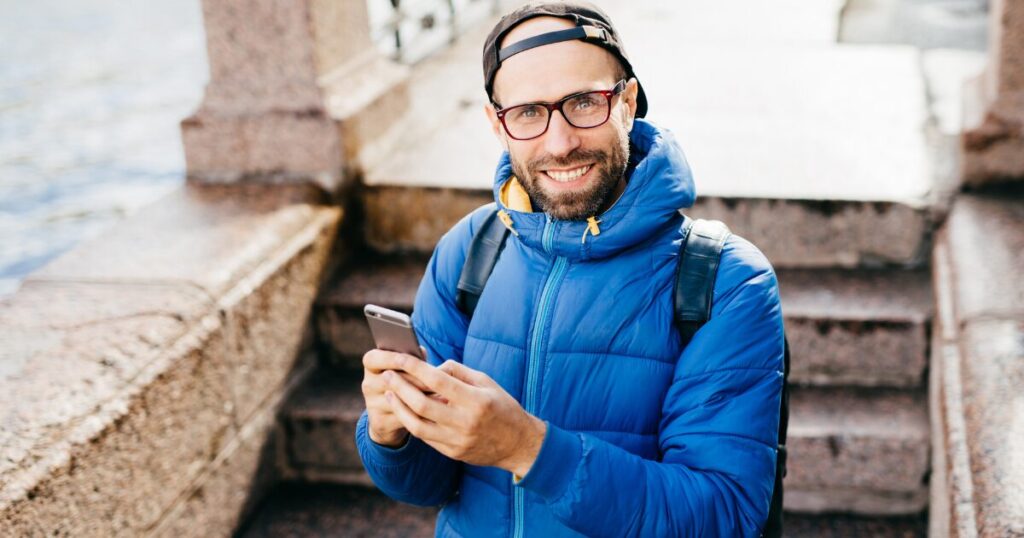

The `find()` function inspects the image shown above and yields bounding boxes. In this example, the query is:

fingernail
[385,391,393,402]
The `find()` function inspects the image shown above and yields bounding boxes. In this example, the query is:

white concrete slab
[368,2,935,206]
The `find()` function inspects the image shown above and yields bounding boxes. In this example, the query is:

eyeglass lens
[503,91,610,140]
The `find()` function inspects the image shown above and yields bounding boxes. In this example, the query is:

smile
[543,164,592,183]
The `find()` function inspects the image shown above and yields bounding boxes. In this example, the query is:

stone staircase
[228,1,973,535]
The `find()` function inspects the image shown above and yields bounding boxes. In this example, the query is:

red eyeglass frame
[493,79,627,141]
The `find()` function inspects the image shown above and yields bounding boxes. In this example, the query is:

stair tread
[237,483,437,538]
[282,366,929,510]
[789,387,928,440]
[784,511,927,537]
[778,268,932,322]
[318,259,931,387]
[322,259,932,322]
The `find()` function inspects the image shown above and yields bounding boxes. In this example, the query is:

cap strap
[497,25,608,63]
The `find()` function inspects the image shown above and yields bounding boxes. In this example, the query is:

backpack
[454,206,790,538]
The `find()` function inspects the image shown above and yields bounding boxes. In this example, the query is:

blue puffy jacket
[356,119,785,537]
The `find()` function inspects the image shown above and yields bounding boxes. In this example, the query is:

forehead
[494,16,619,105]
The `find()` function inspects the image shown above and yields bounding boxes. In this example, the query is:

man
[355,2,785,536]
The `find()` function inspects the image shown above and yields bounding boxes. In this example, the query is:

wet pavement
[0,0,208,296]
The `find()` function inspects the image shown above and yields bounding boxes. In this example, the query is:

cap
[482,1,648,118]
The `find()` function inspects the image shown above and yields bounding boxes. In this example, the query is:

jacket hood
[492,118,697,261]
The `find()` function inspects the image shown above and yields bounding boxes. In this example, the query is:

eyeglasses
[494,80,627,141]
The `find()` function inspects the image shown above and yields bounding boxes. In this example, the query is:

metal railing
[367,0,507,63]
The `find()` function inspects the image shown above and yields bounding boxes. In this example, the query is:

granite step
[275,367,929,516]
[235,482,925,537]
[235,482,437,538]
[315,257,933,388]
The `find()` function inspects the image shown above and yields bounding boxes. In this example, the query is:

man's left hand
[377,355,547,479]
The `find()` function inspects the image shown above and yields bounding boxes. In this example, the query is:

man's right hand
[362,348,421,448]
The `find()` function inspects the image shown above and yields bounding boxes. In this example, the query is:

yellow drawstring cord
[497,210,519,236]
[582,216,601,244]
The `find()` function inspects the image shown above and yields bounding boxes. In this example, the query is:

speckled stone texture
[237,483,438,537]
[182,0,410,190]
[0,183,341,535]
[931,193,1024,537]
[961,0,1024,185]
[778,269,932,388]
[316,257,933,388]
[785,387,930,514]
[360,185,937,268]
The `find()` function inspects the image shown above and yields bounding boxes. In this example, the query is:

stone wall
[0,184,341,536]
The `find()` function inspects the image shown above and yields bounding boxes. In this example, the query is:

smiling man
[355,2,786,537]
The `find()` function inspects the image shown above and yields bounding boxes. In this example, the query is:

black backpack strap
[456,206,510,317]
[673,217,731,346]
[763,337,790,538]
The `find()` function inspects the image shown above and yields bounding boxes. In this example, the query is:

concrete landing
[360,1,942,268]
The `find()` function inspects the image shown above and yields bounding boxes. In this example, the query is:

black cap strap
[497,26,609,63]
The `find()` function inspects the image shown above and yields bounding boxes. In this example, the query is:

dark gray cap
[482,1,648,118]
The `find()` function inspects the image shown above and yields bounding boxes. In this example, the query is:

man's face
[486,17,639,221]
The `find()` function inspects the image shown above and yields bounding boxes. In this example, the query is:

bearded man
[355,2,786,536]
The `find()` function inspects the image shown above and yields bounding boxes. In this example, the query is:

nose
[542,108,582,158]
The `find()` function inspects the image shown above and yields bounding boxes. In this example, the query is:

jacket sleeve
[514,237,785,537]
[355,206,491,507]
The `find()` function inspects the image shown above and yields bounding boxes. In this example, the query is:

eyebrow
[498,85,605,109]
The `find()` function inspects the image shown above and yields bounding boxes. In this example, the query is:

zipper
[513,216,569,538]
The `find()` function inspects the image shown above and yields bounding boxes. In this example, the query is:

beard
[509,128,630,221]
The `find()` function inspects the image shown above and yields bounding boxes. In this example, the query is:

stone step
[235,482,437,537]
[785,511,927,537]
[236,482,925,537]
[786,387,930,515]
[315,258,932,388]
[276,367,928,516]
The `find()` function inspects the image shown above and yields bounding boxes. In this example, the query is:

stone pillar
[961,0,1024,185]
[182,0,409,192]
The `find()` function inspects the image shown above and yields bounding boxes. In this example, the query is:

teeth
[546,165,590,182]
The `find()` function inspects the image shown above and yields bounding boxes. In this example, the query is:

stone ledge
[0,183,342,535]
[931,193,1024,537]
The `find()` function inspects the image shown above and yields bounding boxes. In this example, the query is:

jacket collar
[492,119,697,261]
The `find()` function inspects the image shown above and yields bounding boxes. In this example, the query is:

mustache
[527,148,608,171]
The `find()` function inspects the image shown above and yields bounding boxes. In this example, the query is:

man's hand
[376,354,547,478]
[361,349,423,447]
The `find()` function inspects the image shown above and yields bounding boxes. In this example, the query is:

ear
[483,102,510,151]
[621,77,639,131]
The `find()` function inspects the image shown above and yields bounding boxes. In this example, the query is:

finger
[363,348,417,373]
[438,360,496,388]
[386,390,442,442]
[399,356,473,400]
[397,371,431,393]
[384,370,449,422]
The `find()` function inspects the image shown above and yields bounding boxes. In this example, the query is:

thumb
[439,360,494,388]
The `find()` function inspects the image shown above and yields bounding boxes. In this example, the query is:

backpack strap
[456,205,510,317]
[673,217,731,346]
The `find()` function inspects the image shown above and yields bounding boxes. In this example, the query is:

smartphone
[364,304,425,360]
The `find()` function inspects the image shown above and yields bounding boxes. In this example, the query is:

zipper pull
[582,216,601,243]
[497,210,520,236]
